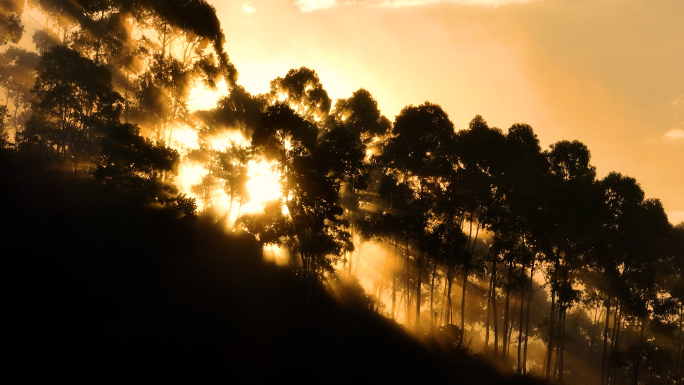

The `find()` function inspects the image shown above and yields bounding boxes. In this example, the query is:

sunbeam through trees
[2,1,684,384]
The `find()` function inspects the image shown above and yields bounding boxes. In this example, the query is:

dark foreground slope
[1,156,534,384]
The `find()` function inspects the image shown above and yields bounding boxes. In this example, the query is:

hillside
[1,155,535,384]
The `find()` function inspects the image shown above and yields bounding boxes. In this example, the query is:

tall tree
[375,101,456,329]
[269,67,331,123]
[0,0,24,46]
[19,46,123,169]
[0,47,40,140]
[246,101,352,278]
[326,88,390,272]
[451,115,508,346]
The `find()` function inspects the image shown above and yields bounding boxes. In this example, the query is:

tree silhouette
[248,101,351,278]
[19,46,123,169]
[451,115,508,346]
[95,121,194,218]
[269,67,331,122]
[375,102,456,329]
[0,0,24,46]
[0,47,39,140]
[541,139,600,380]
[325,88,391,272]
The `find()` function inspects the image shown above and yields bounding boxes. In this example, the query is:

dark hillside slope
[1,156,521,384]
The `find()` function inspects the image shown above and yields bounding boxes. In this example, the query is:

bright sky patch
[241,3,257,13]
[664,129,684,140]
[294,0,535,12]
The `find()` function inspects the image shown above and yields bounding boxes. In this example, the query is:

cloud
[241,2,257,13]
[294,0,534,12]
[668,211,684,225]
[665,129,684,140]
[294,0,337,12]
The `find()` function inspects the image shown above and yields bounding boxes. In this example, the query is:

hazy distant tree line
[2,1,684,384]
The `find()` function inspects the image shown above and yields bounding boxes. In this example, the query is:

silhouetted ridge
[2,158,521,384]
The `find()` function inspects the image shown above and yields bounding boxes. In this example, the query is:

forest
[2,1,684,384]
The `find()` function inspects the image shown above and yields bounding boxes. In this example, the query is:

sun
[187,79,229,112]
[241,159,282,214]
[171,127,285,227]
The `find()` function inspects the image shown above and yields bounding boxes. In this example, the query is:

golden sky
[209,0,684,224]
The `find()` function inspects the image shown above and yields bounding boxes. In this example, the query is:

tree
[541,139,600,380]
[95,121,195,219]
[375,102,456,329]
[0,47,40,140]
[19,46,123,169]
[0,0,24,46]
[269,67,331,123]
[451,115,508,346]
[325,88,391,272]
[247,102,352,278]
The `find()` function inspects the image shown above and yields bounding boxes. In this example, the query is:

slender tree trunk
[461,265,468,347]
[446,271,453,326]
[632,318,641,385]
[546,288,556,379]
[415,256,422,331]
[507,294,518,368]
[610,309,623,385]
[677,304,683,385]
[503,260,513,361]
[347,222,354,274]
[523,254,536,376]
[492,259,499,356]
[602,298,612,385]
[485,263,494,351]
[518,283,524,374]
[430,260,437,334]
[405,238,410,327]
[634,315,647,385]
[557,308,566,381]
[374,244,389,313]
[586,306,602,385]
[461,217,479,347]
[608,304,620,385]
[392,241,398,320]
[439,273,446,327]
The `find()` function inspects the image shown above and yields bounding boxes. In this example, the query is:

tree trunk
[392,241,398,320]
[634,315,647,385]
[632,318,641,385]
[461,216,480,347]
[586,306,602,385]
[493,257,499,356]
[415,256,422,331]
[602,297,611,385]
[430,260,437,334]
[546,288,556,379]
[405,238,410,327]
[374,244,389,313]
[608,304,620,385]
[446,271,453,326]
[507,293,518,368]
[677,304,683,385]
[610,309,623,385]
[557,308,566,381]
[347,222,355,274]
[461,264,469,347]
[503,259,513,361]
[523,254,536,376]
[485,260,494,350]
[518,281,524,374]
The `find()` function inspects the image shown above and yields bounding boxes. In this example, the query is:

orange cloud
[241,3,257,13]
[294,0,535,12]
[665,129,684,140]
